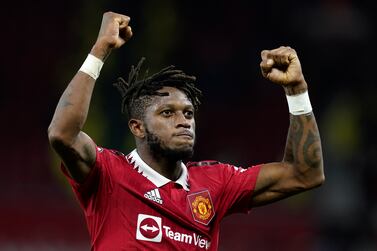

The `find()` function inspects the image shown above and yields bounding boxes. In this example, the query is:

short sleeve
[61,146,114,213]
[220,164,261,215]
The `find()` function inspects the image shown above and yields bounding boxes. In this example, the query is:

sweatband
[79,54,104,80]
[286,91,312,115]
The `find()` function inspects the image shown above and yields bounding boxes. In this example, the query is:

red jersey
[62,147,261,250]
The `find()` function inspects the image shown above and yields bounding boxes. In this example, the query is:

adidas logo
[144,188,163,204]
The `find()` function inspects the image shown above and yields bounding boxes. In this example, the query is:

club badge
[187,190,215,225]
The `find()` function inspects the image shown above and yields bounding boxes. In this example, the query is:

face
[143,87,196,160]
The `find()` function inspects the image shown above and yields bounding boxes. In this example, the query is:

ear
[128,119,146,139]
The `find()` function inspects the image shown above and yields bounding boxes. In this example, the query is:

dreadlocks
[113,57,202,119]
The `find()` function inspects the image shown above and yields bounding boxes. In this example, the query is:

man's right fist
[91,12,133,60]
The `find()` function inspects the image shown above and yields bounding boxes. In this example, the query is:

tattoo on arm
[57,89,74,109]
[303,124,321,168]
[60,100,73,108]
[284,114,322,170]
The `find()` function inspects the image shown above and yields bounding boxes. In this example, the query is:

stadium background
[1,0,376,250]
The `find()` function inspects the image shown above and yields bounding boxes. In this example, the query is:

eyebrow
[157,103,194,110]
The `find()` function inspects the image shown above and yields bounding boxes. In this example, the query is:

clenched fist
[260,46,308,95]
[91,12,133,61]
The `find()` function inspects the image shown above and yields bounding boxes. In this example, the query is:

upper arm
[251,162,315,207]
[49,131,96,183]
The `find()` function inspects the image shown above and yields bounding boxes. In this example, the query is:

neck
[136,144,182,181]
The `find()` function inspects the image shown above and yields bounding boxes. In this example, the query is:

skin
[129,87,196,180]
[252,46,324,206]
[48,12,324,206]
[48,12,132,182]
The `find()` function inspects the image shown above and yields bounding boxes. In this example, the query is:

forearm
[252,47,324,206]
[283,85,324,186]
[48,73,96,142]
[48,11,132,146]
[48,45,110,143]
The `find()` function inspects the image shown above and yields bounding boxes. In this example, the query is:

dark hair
[113,58,202,119]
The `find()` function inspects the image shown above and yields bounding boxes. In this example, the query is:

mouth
[173,131,194,139]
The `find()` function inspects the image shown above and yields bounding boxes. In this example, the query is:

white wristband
[79,54,104,80]
[286,91,312,115]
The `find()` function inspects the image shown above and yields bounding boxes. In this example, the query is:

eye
[184,110,194,118]
[161,110,173,117]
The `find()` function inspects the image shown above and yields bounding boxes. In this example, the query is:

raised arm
[251,46,324,207]
[47,12,132,183]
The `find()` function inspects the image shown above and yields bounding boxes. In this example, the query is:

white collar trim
[127,149,190,191]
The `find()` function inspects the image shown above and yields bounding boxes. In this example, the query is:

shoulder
[186,160,233,178]
[95,146,130,167]
[96,146,126,157]
[187,159,259,176]
[186,160,221,168]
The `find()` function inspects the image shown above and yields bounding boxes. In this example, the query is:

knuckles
[260,46,299,69]
[261,46,297,59]
[103,11,115,18]
[103,11,130,22]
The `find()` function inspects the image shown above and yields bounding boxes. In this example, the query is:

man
[48,11,324,250]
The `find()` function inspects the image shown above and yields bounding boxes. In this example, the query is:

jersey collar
[128,149,190,191]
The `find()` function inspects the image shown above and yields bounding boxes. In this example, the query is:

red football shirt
[62,147,261,250]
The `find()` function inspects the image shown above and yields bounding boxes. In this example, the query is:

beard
[146,129,194,162]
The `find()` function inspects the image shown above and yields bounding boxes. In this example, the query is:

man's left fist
[260,46,306,87]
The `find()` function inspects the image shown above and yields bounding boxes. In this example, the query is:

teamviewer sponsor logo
[144,188,163,204]
[136,214,162,242]
[163,226,211,249]
[136,214,211,249]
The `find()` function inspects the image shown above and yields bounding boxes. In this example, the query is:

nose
[176,112,191,128]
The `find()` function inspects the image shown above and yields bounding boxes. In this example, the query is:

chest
[102,171,218,249]
[115,172,219,224]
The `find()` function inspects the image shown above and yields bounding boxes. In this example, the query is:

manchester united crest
[187,190,215,225]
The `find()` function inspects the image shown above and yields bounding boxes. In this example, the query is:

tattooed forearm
[283,114,303,163]
[284,114,323,171]
[303,128,322,168]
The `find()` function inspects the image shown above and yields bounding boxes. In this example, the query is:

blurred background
[1,0,376,250]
